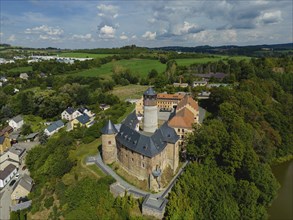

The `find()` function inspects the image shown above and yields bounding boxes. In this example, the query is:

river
[268,160,293,220]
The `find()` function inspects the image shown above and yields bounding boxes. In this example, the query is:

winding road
[94,153,188,199]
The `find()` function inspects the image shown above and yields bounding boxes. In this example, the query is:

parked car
[22,166,26,170]
[15,173,20,179]
[9,180,16,186]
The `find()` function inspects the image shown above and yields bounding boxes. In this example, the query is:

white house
[192,80,208,87]
[0,164,17,188]
[8,115,24,130]
[61,107,81,121]
[19,73,29,80]
[44,120,65,136]
[61,107,94,121]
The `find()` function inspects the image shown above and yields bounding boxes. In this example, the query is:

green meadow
[71,59,166,78]
[175,55,250,66]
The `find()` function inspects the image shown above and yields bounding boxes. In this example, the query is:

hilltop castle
[101,87,199,190]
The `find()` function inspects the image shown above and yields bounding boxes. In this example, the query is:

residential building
[0,145,25,168]
[0,164,17,188]
[44,120,64,136]
[173,82,189,88]
[61,107,80,121]
[99,104,110,111]
[11,174,33,202]
[0,134,11,153]
[61,107,94,121]
[71,114,94,128]
[0,126,13,136]
[8,115,24,130]
[19,73,29,80]
[192,80,208,87]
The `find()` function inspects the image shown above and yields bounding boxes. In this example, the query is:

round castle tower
[101,120,118,164]
[143,87,158,133]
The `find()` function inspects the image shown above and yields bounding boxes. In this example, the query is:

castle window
[108,141,111,144]
[142,162,145,168]
[182,129,185,132]
[132,158,134,162]
[178,128,180,132]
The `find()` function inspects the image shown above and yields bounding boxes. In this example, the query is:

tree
[21,124,33,135]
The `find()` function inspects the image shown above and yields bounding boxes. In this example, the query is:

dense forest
[165,57,293,219]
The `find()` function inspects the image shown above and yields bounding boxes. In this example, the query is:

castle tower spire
[143,87,158,133]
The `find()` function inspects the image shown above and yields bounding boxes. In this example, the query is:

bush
[44,196,54,209]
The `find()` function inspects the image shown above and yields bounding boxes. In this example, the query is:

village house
[192,79,208,87]
[0,145,26,169]
[0,126,13,137]
[44,120,64,136]
[61,107,94,121]
[0,164,17,188]
[19,73,29,80]
[11,174,33,203]
[173,82,189,88]
[99,104,110,111]
[71,114,94,128]
[8,115,24,130]
[0,134,11,154]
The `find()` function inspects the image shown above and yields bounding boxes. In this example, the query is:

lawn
[59,52,114,58]
[7,66,32,73]
[175,55,250,66]
[109,85,148,101]
[62,139,105,185]
[71,58,166,79]
[23,115,46,132]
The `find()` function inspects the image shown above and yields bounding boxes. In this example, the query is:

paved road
[0,181,13,220]
[95,153,188,199]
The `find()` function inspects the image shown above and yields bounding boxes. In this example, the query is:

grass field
[110,85,148,101]
[71,59,166,78]
[59,52,114,58]
[175,55,250,66]
[62,139,105,185]
[23,115,46,132]
[7,66,32,73]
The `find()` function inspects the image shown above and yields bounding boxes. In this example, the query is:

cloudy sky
[0,0,292,49]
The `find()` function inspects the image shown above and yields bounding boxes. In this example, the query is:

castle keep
[101,87,199,190]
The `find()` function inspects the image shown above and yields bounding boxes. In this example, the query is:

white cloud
[131,35,137,39]
[142,31,156,40]
[257,10,282,24]
[99,25,116,39]
[39,35,60,41]
[97,4,119,19]
[71,33,93,41]
[7,34,16,42]
[0,32,3,36]
[120,33,128,40]
[25,25,64,36]
[174,21,202,35]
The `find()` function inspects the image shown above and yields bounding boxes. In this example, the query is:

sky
[0,0,292,49]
